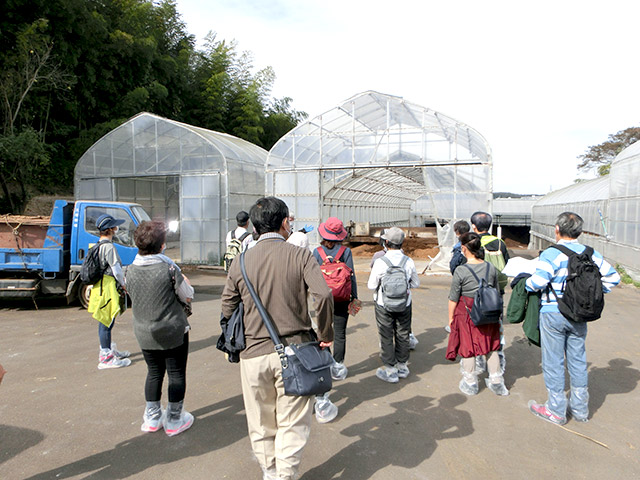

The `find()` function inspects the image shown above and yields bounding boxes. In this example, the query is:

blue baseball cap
[96,214,125,231]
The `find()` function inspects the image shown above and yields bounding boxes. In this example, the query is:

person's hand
[303,224,314,233]
[319,341,332,349]
[0,363,6,385]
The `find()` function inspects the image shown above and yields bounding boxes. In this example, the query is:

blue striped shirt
[525,240,620,313]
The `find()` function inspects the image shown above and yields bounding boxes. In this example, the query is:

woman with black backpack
[445,232,508,397]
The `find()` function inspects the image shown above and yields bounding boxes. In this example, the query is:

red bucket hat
[318,217,347,241]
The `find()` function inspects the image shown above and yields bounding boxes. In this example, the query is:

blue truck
[0,200,150,307]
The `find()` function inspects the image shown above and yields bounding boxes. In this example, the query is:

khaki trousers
[240,352,312,480]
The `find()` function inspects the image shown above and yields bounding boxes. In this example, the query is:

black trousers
[332,301,350,363]
[141,332,189,403]
[374,304,411,367]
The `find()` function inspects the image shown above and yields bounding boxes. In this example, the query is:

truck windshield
[85,207,137,248]
[131,206,151,223]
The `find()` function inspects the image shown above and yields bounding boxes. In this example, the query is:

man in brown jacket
[221,196,334,480]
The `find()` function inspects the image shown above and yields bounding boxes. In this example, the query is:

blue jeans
[539,312,589,419]
[99,321,115,350]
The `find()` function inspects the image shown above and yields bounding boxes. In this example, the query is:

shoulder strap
[484,262,491,281]
[239,253,289,368]
[335,246,347,262]
[231,230,236,240]
[549,244,574,257]
[398,255,409,269]
[239,231,251,242]
[464,264,481,284]
[316,246,330,263]
[380,256,393,268]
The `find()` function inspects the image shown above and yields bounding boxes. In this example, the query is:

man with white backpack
[367,227,420,383]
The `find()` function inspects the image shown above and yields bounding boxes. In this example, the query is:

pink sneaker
[528,400,566,425]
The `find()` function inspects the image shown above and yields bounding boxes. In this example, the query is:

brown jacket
[221,236,334,359]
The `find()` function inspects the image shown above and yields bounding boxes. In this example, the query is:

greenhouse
[74,112,267,264]
[530,140,640,278]
[266,91,493,246]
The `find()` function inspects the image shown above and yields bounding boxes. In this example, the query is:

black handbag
[216,301,245,363]
[240,252,333,397]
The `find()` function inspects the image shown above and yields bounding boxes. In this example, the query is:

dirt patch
[350,237,440,259]
[503,237,528,249]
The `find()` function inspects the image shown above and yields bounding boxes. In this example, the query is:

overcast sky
[175,0,639,194]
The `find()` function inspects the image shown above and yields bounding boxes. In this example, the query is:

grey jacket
[126,262,189,350]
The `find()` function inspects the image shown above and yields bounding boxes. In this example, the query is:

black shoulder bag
[240,252,334,397]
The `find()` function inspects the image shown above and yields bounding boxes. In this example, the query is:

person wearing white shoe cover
[125,221,195,436]
[313,217,357,383]
[88,214,131,370]
[287,226,338,425]
[222,197,334,480]
[368,227,419,383]
[446,232,507,396]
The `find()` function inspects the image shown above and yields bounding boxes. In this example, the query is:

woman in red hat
[313,217,358,383]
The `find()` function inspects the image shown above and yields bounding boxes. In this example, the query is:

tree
[578,126,640,176]
[262,97,307,150]
[0,129,49,212]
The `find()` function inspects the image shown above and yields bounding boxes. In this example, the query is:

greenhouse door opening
[114,176,180,260]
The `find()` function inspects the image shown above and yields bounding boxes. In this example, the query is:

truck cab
[71,201,151,267]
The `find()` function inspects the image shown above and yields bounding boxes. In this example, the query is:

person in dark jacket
[449,220,470,274]
[126,221,194,436]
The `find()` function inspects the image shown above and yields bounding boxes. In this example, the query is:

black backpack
[548,244,603,322]
[464,264,503,326]
[80,241,109,284]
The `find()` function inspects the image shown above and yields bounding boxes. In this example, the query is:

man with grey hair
[525,212,620,425]
[368,227,419,383]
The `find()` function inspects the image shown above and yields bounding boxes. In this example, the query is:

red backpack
[316,246,352,302]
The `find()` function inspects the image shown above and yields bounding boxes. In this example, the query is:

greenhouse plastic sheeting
[74,112,267,264]
[267,91,492,256]
[530,140,640,279]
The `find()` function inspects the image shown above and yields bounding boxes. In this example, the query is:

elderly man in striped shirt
[525,212,620,425]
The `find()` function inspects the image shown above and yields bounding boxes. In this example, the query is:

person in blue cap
[90,213,131,369]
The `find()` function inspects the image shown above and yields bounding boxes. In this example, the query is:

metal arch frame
[266,91,493,224]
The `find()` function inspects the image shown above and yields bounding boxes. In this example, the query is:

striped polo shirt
[525,239,620,314]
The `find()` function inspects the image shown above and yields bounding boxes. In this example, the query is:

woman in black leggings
[126,221,195,436]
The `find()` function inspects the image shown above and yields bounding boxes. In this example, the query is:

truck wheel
[79,284,93,309]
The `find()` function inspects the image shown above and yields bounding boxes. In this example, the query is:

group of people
[86,214,195,436]
[86,198,621,480]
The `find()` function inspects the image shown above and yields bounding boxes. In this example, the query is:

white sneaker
[141,404,164,433]
[331,362,348,381]
[395,362,410,378]
[164,405,194,437]
[98,350,131,369]
[376,366,399,383]
[409,333,419,350]
[111,342,130,359]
